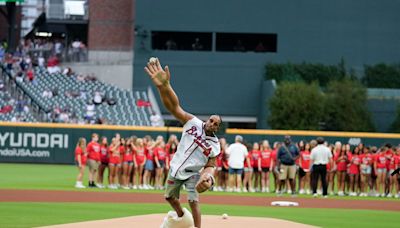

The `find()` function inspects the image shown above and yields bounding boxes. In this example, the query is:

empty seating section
[14,67,152,126]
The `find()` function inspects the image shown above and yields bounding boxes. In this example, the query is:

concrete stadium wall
[132,0,400,126]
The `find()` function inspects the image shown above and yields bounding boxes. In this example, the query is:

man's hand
[196,173,213,193]
[144,58,170,87]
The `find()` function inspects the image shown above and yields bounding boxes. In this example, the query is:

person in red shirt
[122,138,134,190]
[243,142,256,192]
[327,142,341,195]
[75,137,87,188]
[155,140,169,190]
[384,144,394,196]
[359,147,373,197]
[118,137,126,188]
[299,143,311,194]
[216,138,229,191]
[375,146,388,197]
[249,142,261,192]
[133,138,147,189]
[86,133,101,188]
[143,138,156,190]
[165,135,179,188]
[96,136,108,188]
[108,137,121,189]
[260,140,272,193]
[335,144,348,196]
[387,146,399,197]
[270,142,281,193]
[348,147,361,196]
[394,147,400,198]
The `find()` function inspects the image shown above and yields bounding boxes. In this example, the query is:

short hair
[235,135,243,142]
[317,137,325,144]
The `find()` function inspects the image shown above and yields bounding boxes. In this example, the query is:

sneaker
[96,183,104,189]
[338,191,344,196]
[122,186,130,190]
[133,185,138,190]
[266,187,270,193]
[299,189,305,195]
[387,193,393,198]
[287,189,292,194]
[306,190,312,195]
[317,189,322,195]
[381,193,386,197]
[313,193,318,198]
[395,194,400,199]
[227,187,233,192]
[75,183,86,189]
[249,188,255,193]
[329,192,335,196]
[142,185,149,190]
[243,188,248,193]
[160,207,194,228]
[323,195,328,199]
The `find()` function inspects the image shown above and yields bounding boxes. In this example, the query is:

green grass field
[1,163,399,228]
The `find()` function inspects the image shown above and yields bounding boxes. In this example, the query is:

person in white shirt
[310,137,332,197]
[145,58,221,228]
[226,135,248,192]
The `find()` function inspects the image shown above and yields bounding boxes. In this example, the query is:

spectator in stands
[26,67,34,82]
[38,53,45,67]
[15,72,24,83]
[165,38,177,50]
[54,40,63,60]
[255,41,266,52]
[42,88,53,98]
[85,101,96,122]
[192,38,204,50]
[75,137,87,188]
[46,56,60,74]
[93,91,104,105]
[227,135,248,192]
[72,39,81,62]
[277,135,299,195]
[150,111,163,127]
[233,40,245,52]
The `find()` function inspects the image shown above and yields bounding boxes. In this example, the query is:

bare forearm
[157,84,180,115]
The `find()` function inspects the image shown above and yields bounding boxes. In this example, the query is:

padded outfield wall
[132,0,400,127]
[1,122,399,164]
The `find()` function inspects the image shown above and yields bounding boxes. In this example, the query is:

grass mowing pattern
[0,203,399,228]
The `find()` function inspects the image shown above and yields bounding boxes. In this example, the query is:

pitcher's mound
[41,214,317,228]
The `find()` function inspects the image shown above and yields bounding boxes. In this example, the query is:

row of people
[216,136,400,198]
[75,133,178,190]
[74,133,400,198]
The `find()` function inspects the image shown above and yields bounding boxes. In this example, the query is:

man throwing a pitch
[145,58,221,228]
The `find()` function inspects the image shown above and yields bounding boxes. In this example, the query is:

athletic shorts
[87,159,100,170]
[244,167,252,172]
[164,172,200,202]
[261,167,270,173]
[158,160,166,168]
[279,164,296,180]
[145,160,154,171]
[221,166,229,173]
[253,167,260,173]
[123,161,134,166]
[360,165,372,175]
[109,163,121,167]
[376,168,387,174]
[299,168,306,178]
[228,168,243,175]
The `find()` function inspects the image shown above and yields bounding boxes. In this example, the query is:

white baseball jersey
[170,117,220,180]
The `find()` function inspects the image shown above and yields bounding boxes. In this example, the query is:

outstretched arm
[144,58,193,124]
